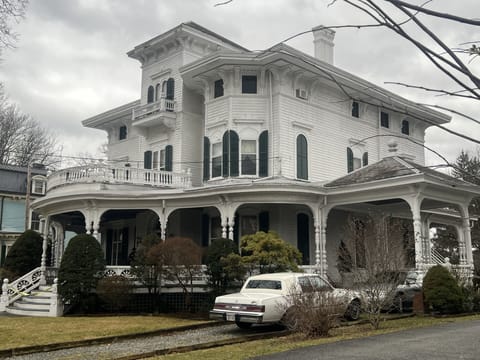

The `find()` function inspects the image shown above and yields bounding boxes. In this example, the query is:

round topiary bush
[3,229,43,279]
[58,234,105,312]
[423,265,463,314]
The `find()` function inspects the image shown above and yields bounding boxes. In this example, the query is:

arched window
[401,120,410,135]
[296,135,308,180]
[362,152,368,166]
[166,78,175,100]
[259,130,268,177]
[147,86,154,104]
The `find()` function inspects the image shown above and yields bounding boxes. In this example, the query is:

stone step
[6,306,51,317]
[13,300,50,311]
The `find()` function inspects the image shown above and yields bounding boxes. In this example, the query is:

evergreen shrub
[423,265,463,314]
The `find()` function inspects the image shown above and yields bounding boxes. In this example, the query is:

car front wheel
[345,299,361,321]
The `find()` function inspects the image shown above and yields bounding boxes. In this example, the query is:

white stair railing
[0,267,42,311]
[430,248,446,265]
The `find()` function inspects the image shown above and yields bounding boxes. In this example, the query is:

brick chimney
[312,25,335,65]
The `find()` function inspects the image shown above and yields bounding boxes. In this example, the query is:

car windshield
[245,279,282,290]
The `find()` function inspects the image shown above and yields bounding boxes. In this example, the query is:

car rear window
[245,280,282,290]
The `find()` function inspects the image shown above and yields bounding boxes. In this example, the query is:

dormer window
[242,75,257,94]
[214,79,224,98]
[380,111,390,128]
[352,101,360,118]
[32,176,47,195]
[401,119,410,135]
[119,125,127,140]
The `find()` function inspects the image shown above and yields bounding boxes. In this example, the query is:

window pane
[242,154,256,175]
[153,151,159,170]
[212,142,222,178]
[380,112,389,128]
[242,76,257,94]
[352,101,359,118]
[242,140,256,153]
[214,79,224,98]
[33,180,45,194]
[353,157,361,170]
[212,143,222,157]
[160,149,166,170]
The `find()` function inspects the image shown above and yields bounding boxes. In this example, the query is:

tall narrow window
[119,125,127,140]
[380,111,389,128]
[159,150,166,170]
[155,83,161,101]
[214,79,224,98]
[362,152,368,166]
[147,86,154,104]
[222,130,239,177]
[401,120,410,135]
[212,142,222,178]
[352,101,359,118]
[296,135,308,180]
[203,137,210,181]
[259,130,268,177]
[347,147,354,173]
[241,140,256,175]
[166,78,175,100]
[242,75,257,94]
[153,151,159,170]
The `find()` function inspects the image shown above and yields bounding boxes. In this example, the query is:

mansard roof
[324,156,474,189]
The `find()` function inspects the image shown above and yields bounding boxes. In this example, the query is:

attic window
[242,76,257,94]
[352,101,359,118]
[296,89,308,100]
[32,177,46,195]
[119,125,127,140]
[401,120,410,135]
[214,79,224,98]
[380,111,390,128]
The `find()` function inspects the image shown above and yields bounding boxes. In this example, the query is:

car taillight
[245,305,265,312]
[214,303,227,309]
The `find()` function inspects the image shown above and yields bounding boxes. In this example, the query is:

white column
[409,197,424,271]
[40,216,50,286]
[92,222,100,242]
[221,217,227,239]
[228,217,235,241]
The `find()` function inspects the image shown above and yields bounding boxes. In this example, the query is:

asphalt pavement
[255,319,480,360]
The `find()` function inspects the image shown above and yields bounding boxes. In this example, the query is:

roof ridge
[394,156,421,174]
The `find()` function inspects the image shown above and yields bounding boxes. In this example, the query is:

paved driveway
[255,319,480,360]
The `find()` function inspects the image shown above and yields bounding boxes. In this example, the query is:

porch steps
[5,286,53,317]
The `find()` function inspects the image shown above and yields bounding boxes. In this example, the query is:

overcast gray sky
[1,0,478,169]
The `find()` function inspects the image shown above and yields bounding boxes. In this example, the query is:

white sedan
[209,272,361,329]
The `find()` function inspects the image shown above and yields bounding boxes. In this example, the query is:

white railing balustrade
[0,267,42,309]
[47,164,192,191]
[132,98,176,121]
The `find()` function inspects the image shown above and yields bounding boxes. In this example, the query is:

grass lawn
[0,315,209,350]
[151,314,480,360]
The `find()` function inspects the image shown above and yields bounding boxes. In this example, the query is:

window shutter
[296,135,308,180]
[203,137,210,181]
[165,145,173,171]
[259,130,268,177]
[347,148,354,173]
[259,211,269,233]
[362,152,368,166]
[230,131,239,177]
[144,151,152,169]
[222,131,230,177]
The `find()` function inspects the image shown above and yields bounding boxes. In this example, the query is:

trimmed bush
[58,234,105,312]
[423,265,463,314]
[205,238,241,296]
[97,275,134,312]
[3,230,43,278]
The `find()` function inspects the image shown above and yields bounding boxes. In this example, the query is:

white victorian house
[25,22,479,293]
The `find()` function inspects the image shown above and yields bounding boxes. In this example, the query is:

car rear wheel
[345,299,361,321]
[235,321,252,329]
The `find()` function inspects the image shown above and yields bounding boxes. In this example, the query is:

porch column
[455,225,467,266]
[92,222,100,242]
[421,216,432,265]
[227,217,235,241]
[221,216,228,239]
[459,204,474,277]
[408,196,424,271]
[159,218,168,241]
[318,207,329,277]
[40,215,50,286]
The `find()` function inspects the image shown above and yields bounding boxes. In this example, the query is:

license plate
[226,313,235,321]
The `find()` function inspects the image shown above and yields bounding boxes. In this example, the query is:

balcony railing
[47,164,192,191]
[132,98,176,129]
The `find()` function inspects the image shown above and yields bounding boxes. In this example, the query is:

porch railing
[47,164,192,191]
[132,98,176,121]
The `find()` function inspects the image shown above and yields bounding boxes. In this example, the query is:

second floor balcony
[47,163,192,192]
[131,98,176,130]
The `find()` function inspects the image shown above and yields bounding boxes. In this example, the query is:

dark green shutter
[166,78,175,100]
[259,211,269,233]
[296,135,308,180]
[347,148,354,173]
[362,152,368,166]
[165,145,173,171]
[144,151,152,169]
[259,131,268,177]
[203,137,210,181]
[230,131,239,177]
[222,131,230,177]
